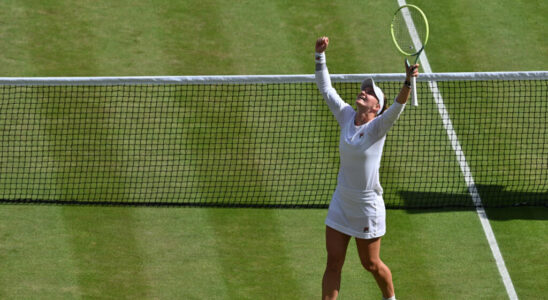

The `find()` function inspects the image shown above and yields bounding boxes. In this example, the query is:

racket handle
[411,76,418,106]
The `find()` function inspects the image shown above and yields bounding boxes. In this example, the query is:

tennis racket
[390,4,429,106]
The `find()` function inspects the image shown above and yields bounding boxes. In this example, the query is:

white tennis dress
[315,53,405,239]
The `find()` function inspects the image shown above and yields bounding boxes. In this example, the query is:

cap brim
[360,78,374,91]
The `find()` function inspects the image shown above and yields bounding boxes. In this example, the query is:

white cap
[361,78,384,115]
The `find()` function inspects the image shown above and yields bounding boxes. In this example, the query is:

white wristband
[315,52,326,64]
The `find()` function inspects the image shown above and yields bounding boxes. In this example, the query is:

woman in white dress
[315,36,419,300]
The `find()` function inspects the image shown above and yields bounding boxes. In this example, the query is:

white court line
[396,1,519,299]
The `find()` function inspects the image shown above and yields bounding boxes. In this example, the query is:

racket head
[390,4,429,57]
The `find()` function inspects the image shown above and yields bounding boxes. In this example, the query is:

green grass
[417,0,548,72]
[0,206,513,299]
[0,0,547,299]
[441,80,548,205]
[2,0,545,77]
[485,208,548,299]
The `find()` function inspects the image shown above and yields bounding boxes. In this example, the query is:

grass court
[0,0,547,299]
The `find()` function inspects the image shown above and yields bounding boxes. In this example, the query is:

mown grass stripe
[177,3,307,296]
[61,206,150,298]
[21,0,100,76]
[389,209,511,299]
[154,0,239,76]
[132,207,230,299]
[0,206,82,298]
[411,0,548,72]
[205,208,304,299]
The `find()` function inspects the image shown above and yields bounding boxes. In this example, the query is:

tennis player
[315,36,418,300]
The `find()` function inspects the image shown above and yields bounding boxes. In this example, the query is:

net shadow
[400,184,547,220]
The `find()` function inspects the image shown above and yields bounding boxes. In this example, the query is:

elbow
[317,86,333,98]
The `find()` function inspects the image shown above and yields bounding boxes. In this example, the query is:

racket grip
[411,76,418,106]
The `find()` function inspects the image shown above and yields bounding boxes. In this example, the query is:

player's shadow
[400,184,547,220]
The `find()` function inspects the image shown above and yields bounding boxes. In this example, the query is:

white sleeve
[369,101,406,139]
[315,52,354,127]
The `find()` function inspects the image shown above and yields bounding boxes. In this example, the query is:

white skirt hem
[325,219,386,239]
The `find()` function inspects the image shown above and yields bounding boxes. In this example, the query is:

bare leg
[322,226,351,300]
[355,237,394,299]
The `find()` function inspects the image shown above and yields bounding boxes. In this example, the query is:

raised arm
[314,37,353,126]
[314,37,333,95]
[369,62,420,139]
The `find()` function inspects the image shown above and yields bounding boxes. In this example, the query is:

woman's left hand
[405,61,419,81]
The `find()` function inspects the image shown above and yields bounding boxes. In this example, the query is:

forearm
[395,79,412,104]
[315,52,332,94]
[373,101,405,138]
[396,61,419,104]
[314,51,351,125]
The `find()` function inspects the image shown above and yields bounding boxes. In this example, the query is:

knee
[326,253,346,272]
[361,259,381,273]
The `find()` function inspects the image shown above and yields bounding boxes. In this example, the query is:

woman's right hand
[315,36,329,53]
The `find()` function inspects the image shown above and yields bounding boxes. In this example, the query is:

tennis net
[0,72,546,208]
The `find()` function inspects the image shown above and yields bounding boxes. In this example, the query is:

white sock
[382,296,396,300]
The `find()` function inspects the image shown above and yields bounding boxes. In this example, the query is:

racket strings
[392,7,428,55]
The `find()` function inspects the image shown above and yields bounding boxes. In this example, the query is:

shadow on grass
[400,184,547,220]
[1,186,545,221]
